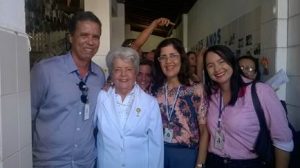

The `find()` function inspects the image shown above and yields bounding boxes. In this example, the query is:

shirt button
[74,144,78,148]
[76,128,80,131]
[79,112,82,115]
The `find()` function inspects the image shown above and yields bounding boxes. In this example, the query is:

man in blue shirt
[31,11,105,167]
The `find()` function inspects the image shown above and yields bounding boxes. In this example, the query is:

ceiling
[117,0,197,37]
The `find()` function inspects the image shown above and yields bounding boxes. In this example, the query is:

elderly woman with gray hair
[94,47,164,168]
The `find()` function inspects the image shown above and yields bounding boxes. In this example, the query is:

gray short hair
[106,47,140,75]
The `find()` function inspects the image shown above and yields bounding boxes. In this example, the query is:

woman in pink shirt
[203,45,293,168]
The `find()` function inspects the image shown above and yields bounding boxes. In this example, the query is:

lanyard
[164,84,181,121]
[217,91,223,128]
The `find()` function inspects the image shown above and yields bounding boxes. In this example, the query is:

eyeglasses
[157,54,179,63]
[78,81,88,104]
[240,66,255,73]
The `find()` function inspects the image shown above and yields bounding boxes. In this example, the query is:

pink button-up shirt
[207,82,293,159]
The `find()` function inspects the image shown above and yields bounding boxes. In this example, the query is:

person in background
[94,47,163,168]
[196,48,206,83]
[203,45,293,168]
[136,59,154,94]
[238,55,261,82]
[187,51,202,84]
[122,17,174,59]
[31,11,105,167]
[144,49,156,62]
[130,18,173,52]
[153,38,208,168]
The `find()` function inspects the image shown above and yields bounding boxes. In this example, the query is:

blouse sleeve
[256,83,294,152]
[193,84,208,124]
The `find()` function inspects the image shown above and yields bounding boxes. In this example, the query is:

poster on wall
[246,34,252,46]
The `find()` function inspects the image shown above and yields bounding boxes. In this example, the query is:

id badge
[164,128,173,143]
[214,130,225,149]
[84,104,90,120]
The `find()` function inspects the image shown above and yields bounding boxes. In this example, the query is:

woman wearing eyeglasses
[94,47,164,168]
[238,55,261,82]
[153,38,209,168]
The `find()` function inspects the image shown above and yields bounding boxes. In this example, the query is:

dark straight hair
[153,38,190,92]
[203,45,244,106]
[68,11,102,35]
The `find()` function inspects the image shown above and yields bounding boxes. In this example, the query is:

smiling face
[205,51,233,87]
[70,20,101,63]
[239,58,257,80]
[136,64,152,91]
[158,45,181,80]
[112,57,137,96]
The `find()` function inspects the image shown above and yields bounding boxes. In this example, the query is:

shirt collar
[113,83,137,97]
[65,51,97,75]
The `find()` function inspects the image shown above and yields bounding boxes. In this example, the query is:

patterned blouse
[155,84,207,146]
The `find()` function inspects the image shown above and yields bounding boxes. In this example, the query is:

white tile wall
[0,29,32,167]
[287,105,300,131]
[276,19,287,47]
[286,77,300,107]
[2,153,19,168]
[287,46,300,76]
[260,20,277,49]
[19,145,32,168]
[18,91,31,149]
[0,31,17,95]
[275,47,287,71]
[286,0,300,131]
[274,47,287,100]
[288,14,300,46]
[277,0,288,19]
[289,0,300,17]
[1,94,19,159]
[16,36,30,93]
[244,7,261,33]
[261,0,277,23]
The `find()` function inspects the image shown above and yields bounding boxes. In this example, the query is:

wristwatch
[196,163,205,168]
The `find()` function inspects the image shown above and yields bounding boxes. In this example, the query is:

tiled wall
[286,0,300,130]
[0,29,32,167]
[260,0,289,99]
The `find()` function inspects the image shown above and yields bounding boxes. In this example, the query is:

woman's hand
[153,18,175,27]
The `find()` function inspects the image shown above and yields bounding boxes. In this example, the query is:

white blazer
[95,85,164,168]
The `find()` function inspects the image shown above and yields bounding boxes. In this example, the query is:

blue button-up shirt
[31,52,105,167]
